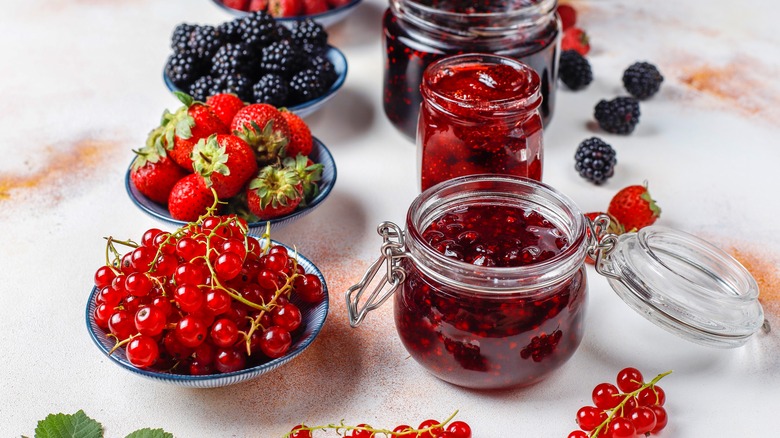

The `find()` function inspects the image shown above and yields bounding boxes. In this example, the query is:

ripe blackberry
[216,73,253,102]
[289,68,329,104]
[211,43,259,78]
[188,75,216,102]
[559,50,592,90]
[217,19,242,44]
[622,61,664,100]
[260,40,305,79]
[594,97,641,134]
[238,11,277,50]
[574,137,617,185]
[291,19,328,56]
[170,23,197,54]
[309,55,337,85]
[186,25,224,60]
[252,73,289,107]
[165,52,205,88]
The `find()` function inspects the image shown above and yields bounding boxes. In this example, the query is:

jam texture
[395,204,587,389]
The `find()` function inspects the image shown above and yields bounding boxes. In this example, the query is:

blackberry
[165,52,205,88]
[272,23,293,43]
[558,50,592,90]
[291,19,329,56]
[189,75,216,102]
[574,137,617,185]
[309,55,338,85]
[217,19,243,44]
[594,97,641,135]
[186,25,224,60]
[211,43,259,78]
[289,68,329,104]
[622,61,664,100]
[170,23,197,54]
[252,73,289,107]
[238,11,277,50]
[215,73,254,102]
[260,40,305,79]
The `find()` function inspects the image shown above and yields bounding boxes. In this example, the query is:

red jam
[382,1,558,140]
[418,55,544,191]
[395,203,587,389]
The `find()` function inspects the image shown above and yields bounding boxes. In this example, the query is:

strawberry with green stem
[192,134,258,199]
[231,103,291,165]
[279,108,313,158]
[130,126,188,204]
[283,154,322,205]
[246,165,304,219]
[607,183,661,232]
[168,173,219,221]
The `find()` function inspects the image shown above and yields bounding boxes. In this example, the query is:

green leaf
[173,91,193,108]
[34,410,103,438]
[124,428,174,438]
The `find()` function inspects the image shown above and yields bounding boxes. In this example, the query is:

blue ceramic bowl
[163,46,347,118]
[86,242,329,388]
[211,0,362,28]
[126,137,336,235]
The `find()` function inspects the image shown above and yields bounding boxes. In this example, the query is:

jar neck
[420,53,542,120]
[404,175,587,295]
[390,0,558,44]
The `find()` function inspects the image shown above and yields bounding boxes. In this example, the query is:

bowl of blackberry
[164,11,346,118]
[212,0,362,29]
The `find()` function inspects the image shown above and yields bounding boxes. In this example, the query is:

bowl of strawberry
[164,12,348,118]
[212,0,362,28]
[86,211,329,387]
[127,92,336,234]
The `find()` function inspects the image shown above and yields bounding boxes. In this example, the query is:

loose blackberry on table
[574,137,617,185]
[559,49,592,90]
[594,96,641,134]
[623,61,664,100]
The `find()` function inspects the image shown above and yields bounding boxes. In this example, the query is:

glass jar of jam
[418,54,543,191]
[382,0,560,140]
[347,175,766,390]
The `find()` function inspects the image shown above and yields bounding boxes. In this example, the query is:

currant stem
[590,371,672,438]
[281,410,459,438]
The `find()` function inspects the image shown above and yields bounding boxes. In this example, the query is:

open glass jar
[418,53,544,191]
[382,0,560,140]
[347,175,766,390]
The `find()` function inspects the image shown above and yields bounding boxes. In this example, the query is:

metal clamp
[586,214,620,279]
[346,221,408,327]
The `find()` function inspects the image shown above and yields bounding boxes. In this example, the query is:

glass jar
[382,0,560,140]
[347,175,766,390]
[418,53,544,191]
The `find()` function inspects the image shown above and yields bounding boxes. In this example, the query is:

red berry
[294,273,325,304]
[289,425,313,438]
[576,406,606,431]
[134,306,166,336]
[174,284,205,313]
[607,184,662,232]
[650,405,668,432]
[125,272,153,297]
[607,417,636,438]
[446,421,471,438]
[175,315,208,348]
[259,326,292,358]
[616,367,644,392]
[629,406,657,434]
[561,27,590,56]
[215,251,244,281]
[210,318,240,348]
[94,265,117,289]
[567,431,588,438]
[126,336,159,368]
[108,310,136,340]
[592,382,622,410]
[215,347,246,373]
[557,4,577,30]
[272,303,302,332]
[637,385,666,406]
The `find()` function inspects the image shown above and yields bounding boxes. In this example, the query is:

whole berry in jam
[574,137,617,185]
[594,96,641,135]
[622,61,664,100]
[559,49,592,90]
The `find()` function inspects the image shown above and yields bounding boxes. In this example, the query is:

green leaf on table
[34,410,103,438]
[125,428,174,438]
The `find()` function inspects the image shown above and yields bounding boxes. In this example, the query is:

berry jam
[395,202,587,389]
[418,54,544,191]
[382,0,559,140]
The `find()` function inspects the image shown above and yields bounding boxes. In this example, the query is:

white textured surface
[1,0,779,436]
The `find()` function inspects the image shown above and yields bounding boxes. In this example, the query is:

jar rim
[420,53,542,116]
[405,174,586,294]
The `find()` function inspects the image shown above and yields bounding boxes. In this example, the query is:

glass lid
[598,226,765,348]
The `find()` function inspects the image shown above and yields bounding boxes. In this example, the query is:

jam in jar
[382,0,560,140]
[418,54,544,191]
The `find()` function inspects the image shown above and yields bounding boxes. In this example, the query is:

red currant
[351,424,374,438]
[259,326,291,358]
[272,303,302,332]
[567,431,588,438]
[134,306,166,336]
[141,228,163,247]
[246,236,262,257]
[263,252,289,274]
[151,296,173,317]
[650,405,668,432]
[176,237,205,262]
[592,382,621,409]
[97,286,123,308]
[108,310,136,340]
[210,318,240,348]
[193,342,216,366]
[94,265,116,289]
[163,332,193,360]
[205,288,232,315]
[446,420,471,438]
[131,246,156,272]
[257,269,281,291]
[637,385,665,406]
[152,253,178,278]
[294,273,324,304]
[174,263,208,287]
[616,367,644,392]
[120,252,135,274]
[393,425,415,437]
[607,417,635,438]
[174,284,205,313]
[94,303,112,329]
[189,360,214,375]
[215,252,243,281]
[221,238,247,259]
[289,425,313,438]
[153,232,175,254]
[214,347,246,373]
[125,272,153,297]
[126,335,159,368]
[418,419,443,437]
[175,315,208,348]
[629,406,657,434]
[576,406,606,431]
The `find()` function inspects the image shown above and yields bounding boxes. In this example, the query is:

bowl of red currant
[163,12,348,118]
[86,214,329,387]
[211,0,363,29]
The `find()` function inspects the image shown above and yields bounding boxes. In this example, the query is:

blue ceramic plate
[86,243,329,388]
[210,0,362,28]
[163,46,347,118]
[126,137,337,235]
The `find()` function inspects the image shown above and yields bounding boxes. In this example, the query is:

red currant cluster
[286,413,472,438]
[568,367,671,438]
[91,206,325,374]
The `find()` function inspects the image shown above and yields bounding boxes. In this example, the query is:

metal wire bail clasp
[346,221,408,327]
[586,214,621,279]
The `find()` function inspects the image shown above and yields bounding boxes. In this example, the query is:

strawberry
[246,165,304,219]
[231,103,291,165]
[192,134,258,199]
[269,0,302,17]
[157,92,228,171]
[222,0,250,10]
[248,0,268,11]
[283,154,322,204]
[326,0,352,7]
[557,4,577,31]
[168,173,217,221]
[561,27,590,56]
[279,109,313,158]
[130,127,189,204]
[607,184,662,233]
[302,0,328,15]
[206,93,246,128]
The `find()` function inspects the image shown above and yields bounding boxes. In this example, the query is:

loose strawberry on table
[607,183,661,232]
